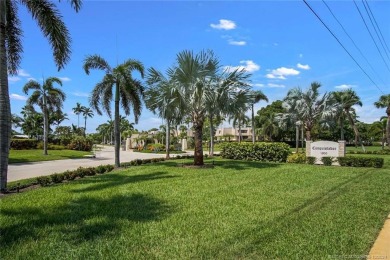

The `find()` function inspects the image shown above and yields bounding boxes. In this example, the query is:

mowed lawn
[8,149,93,164]
[1,157,390,259]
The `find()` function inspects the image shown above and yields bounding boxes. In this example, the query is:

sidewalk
[8,146,184,182]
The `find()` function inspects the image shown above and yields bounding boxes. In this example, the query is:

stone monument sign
[306,140,345,164]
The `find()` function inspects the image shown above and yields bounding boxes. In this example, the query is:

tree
[374,94,390,148]
[332,89,362,147]
[50,110,68,127]
[23,77,66,155]
[145,68,185,159]
[83,55,145,167]
[249,90,268,143]
[259,112,279,142]
[81,106,94,136]
[0,0,82,192]
[283,82,333,141]
[73,102,83,128]
[229,110,250,143]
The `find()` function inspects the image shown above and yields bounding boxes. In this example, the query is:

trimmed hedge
[337,156,384,168]
[10,139,38,150]
[348,149,390,155]
[220,142,290,162]
[287,153,306,164]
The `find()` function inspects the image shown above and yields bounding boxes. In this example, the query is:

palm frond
[22,0,71,70]
[23,80,41,94]
[5,0,23,75]
[59,0,82,12]
[83,54,112,75]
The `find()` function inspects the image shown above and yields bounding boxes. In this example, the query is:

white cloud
[252,83,265,88]
[8,76,21,82]
[224,60,260,73]
[59,77,71,82]
[210,19,236,30]
[17,69,30,77]
[72,92,89,97]
[10,94,27,101]
[266,67,300,80]
[267,83,286,88]
[228,40,246,46]
[297,63,310,70]
[335,84,356,89]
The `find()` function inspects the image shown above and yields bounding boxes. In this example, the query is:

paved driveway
[8,146,188,182]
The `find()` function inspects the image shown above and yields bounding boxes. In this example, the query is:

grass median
[9,149,93,164]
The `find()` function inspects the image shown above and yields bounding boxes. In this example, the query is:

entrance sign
[306,140,345,165]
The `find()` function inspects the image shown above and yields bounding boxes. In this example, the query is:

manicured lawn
[8,149,93,164]
[1,159,390,259]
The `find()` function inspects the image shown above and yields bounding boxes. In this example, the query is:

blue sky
[9,0,390,132]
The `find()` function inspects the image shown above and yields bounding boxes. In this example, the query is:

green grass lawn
[8,149,93,164]
[1,157,390,259]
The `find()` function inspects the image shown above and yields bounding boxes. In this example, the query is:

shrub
[50,173,65,183]
[321,157,333,166]
[306,156,316,165]
[142,159,152,164]
[147,143,165,152]
[95,165,106,174]
[37,142,66,150]
[36,176,51,186]
[68,136,93,151]
[104,164,114,172]
[220,142,291,163]
[136,159,143,165]
[337,156,384,168]
[10,139,38,150]
[287,153,306,164]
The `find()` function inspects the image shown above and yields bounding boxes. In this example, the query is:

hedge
[337,156,384,168]
[220,142,290,162]
[10,139,38,150]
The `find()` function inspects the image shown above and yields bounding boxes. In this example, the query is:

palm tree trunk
[0,3,10,192]
[346,110,360,147]
[295,124,299,153]
[251,104,255,144]
[193,114,204,166]
[209,115,214,157]
[114,82,120,167]
[43,97,48,155]
[340,119,344,140]
[165,119,170,159]
[84,117,87,137]
[238,122,242,143]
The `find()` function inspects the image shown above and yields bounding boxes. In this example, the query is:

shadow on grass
[217,160,282,171]
[71,171,178,193]
[0,193,173,247]
[211,171,376,258]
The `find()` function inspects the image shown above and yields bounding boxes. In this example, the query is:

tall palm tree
[72,102,84,128]
[81,106,94,136]
[83,55,145,167]
[0,0,82,192]
[332,89,362,147]
[23,77,66,155]
[283,82,333,141]
[249,90,268,143]
[260,112,279,142]
[145,68,185,159]
[229,111,250,143]
[374,94,390,148]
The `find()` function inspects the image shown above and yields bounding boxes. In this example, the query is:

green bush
[95,165,106,174]
[37,142,66,150]
[220,142,290,163]
[321,157,333,166]
[36,176,51,186]
[337,156,384,168]
[50,173,65,183]
[10,139,38,150]
[306,156,316,165]
[287,153,306,164]
[67,136,93,151]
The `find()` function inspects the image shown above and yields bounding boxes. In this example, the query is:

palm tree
[83,55,145,167]
[145,68,185,159]
[23,77,66,155]
[374,94,390,148]
[229,111,250,143]
[0,0,81,192]
[260,112,279,142]
[81,106,94,136]
[72,102,84,128]
[249,90,268,143]
[283,82,333,141]
[332,89,362,147]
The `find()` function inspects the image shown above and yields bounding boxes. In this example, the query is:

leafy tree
[0,0,82,192]
[50,110,68,127]
[374,94,390,148]
[83,55,145,167]
[249,90,268,143]
[23,77,66,155]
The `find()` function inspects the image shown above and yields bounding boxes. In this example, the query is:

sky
[9,0,390,133]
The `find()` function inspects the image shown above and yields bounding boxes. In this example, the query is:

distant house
[215,127,253,141]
